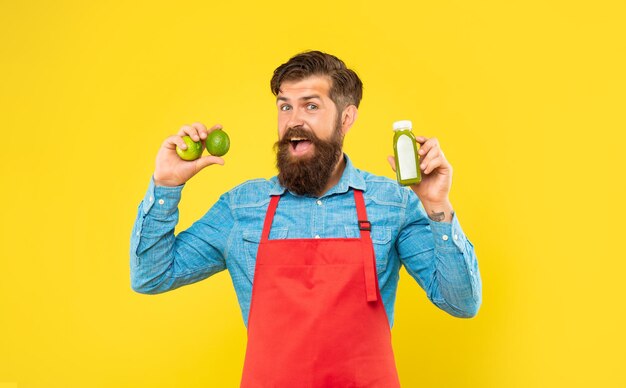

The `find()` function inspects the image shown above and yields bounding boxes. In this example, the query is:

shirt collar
[269,153,366,197]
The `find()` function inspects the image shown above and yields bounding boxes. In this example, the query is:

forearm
[400,205,482,318]
[129,177,227,294]
[428,215,482,317]
[130,179,185,293]
[431,250,482,318]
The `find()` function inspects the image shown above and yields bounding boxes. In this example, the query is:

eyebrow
[276,94,322,103]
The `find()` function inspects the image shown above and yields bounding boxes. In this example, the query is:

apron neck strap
[260,190,378,302]
[261,195,281,242]
[353,189,371,240]
[354,189,378,302]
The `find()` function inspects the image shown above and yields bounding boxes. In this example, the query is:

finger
[164,135,187,150]
[423,156,443,175]
[419,148,440,170]
[415,136,428,145]
[418,137,438,156]
[208,123,223,133]
[196,155,225,169]
[386,155,397,172]
[191,122,209,140]
[418,137,439,157]
[177,124,201,142]
[424,152,452,175]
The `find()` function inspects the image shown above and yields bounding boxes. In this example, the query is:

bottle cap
[393,120,412,131]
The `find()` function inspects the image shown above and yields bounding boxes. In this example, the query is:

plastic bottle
[392,120,421,186]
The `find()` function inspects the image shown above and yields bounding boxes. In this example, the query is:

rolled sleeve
[141,176,184,217]
[129,176,230,294]
[131,177,184,258]
[428,212,468,252]
[398,193,482,318]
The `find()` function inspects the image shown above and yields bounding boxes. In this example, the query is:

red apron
[240,190,401,387]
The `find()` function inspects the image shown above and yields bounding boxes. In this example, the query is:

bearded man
[130,50,482,387]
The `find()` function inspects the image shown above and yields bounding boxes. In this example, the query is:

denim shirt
[130,154,482,328]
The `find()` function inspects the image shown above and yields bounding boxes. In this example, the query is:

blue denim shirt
[130,154,482,328]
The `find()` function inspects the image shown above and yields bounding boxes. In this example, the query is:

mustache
[277,126,322,147]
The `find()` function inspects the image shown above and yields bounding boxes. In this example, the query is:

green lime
[206,129,230,156]
[176,136,203,161]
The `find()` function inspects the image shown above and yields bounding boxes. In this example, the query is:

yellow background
[1,1,625,387]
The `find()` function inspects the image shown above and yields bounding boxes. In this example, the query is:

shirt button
[149,196,153,202]
[316,200,323,206]
[158,199,165,205]
[442,234,449,241]
[314,235,321,239]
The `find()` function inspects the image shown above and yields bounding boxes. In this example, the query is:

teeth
[290,137,307,141]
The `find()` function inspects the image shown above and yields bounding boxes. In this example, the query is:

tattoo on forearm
[430,211,445,222]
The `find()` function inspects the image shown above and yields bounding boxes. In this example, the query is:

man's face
[274,76,345,196]
[276,75,342,156]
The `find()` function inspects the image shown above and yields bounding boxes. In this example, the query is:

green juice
[392,120,421,186]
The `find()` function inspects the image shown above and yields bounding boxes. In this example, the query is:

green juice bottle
[393,120,421,186]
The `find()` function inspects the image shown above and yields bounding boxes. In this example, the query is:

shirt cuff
[141,175,185,217]
[428,211,468,253]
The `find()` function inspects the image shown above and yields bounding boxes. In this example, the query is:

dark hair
[270,50,363,111]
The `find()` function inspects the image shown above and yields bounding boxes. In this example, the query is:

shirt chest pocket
[344,225,393,274]
[242,227,288,278]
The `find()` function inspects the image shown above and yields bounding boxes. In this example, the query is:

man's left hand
[387,136,454,222]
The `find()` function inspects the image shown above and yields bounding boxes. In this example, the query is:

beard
[274,118,344,197]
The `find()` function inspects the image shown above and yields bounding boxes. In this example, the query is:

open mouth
[289,137,313,155]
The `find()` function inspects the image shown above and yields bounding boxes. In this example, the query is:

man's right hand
[153,122,225,187]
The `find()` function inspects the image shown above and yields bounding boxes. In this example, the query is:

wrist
[153,174,184,188]
[421,199,454,223]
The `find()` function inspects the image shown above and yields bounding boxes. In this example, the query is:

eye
[280,104,292,111]
[306,103,318,110]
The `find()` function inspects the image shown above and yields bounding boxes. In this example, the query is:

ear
[340,105,358,136]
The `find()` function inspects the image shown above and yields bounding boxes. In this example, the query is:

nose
[286,107,305,129]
